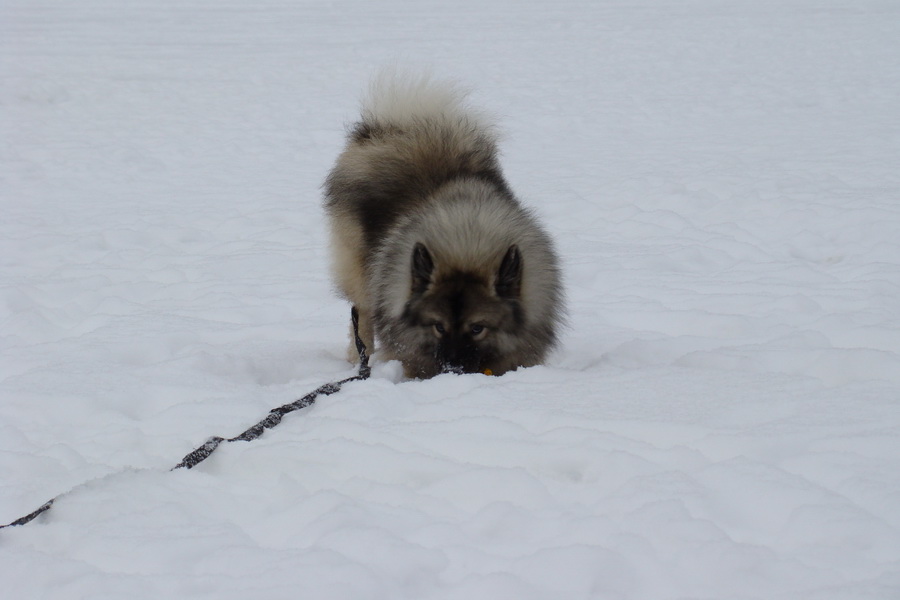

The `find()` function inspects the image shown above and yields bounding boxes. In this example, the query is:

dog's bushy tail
[359,69,491,133]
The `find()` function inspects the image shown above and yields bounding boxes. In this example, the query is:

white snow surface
[2,0,900,598]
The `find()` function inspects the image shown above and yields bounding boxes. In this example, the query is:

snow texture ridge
[2,0,899,598]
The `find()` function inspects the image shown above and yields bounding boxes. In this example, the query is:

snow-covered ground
[3,0,899,597]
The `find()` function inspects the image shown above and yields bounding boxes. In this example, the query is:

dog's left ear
[496,245,522,298]
[411,242,434,294]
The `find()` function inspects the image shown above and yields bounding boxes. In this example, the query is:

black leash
[1,308,370,530]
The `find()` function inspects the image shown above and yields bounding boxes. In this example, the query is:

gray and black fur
[324,72,563,378]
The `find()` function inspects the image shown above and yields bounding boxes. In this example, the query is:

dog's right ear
[411,243,434,293]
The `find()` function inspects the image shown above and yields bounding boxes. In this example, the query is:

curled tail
[356,69,493,136]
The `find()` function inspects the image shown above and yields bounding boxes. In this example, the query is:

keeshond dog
[324,72,563,378]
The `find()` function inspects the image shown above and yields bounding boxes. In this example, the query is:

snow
[2,0,900,598]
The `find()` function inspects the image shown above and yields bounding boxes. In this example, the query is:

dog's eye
[432,322,446,336]
[470,324,485,336]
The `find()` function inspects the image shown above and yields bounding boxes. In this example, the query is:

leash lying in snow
[1,308,371,530]
[173,308,370,469]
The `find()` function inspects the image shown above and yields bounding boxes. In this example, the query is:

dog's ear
[411,243,434,293]
[496,245,522,298]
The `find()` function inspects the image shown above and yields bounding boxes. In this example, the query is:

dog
[324,72,563,378]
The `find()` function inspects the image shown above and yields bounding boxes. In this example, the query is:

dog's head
[401,243,524,378]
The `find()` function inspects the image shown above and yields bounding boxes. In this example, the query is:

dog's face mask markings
[407,243,523,375]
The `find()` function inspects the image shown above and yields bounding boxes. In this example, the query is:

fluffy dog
[324,72,563,378]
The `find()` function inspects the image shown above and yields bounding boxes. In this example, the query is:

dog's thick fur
[324,72,563,378]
